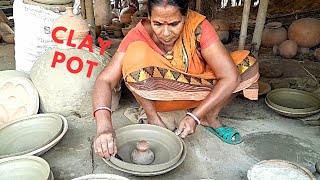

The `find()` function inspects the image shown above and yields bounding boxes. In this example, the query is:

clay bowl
[108,124,184,173]
[258,81,271,96]
[2,33,14,44]
[104,136,187,176]
[0,113,68,158]
[72,174,129,180]
[0,155,51,180]
[247,159,316,180]
[265,88,320,117]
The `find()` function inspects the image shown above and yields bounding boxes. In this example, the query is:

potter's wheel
[103,124,186,176]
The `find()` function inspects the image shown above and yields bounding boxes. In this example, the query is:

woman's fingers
[94,132,116,160]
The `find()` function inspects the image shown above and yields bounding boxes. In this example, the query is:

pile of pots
[261,18,320,60]
[105,0,149,38]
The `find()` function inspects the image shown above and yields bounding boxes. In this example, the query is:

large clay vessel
[30,47,113,117]
[288,18,320,48]
[261,22,287,47]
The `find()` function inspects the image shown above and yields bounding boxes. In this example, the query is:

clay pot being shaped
[51,7,89,40]
[279,40,298,59]
[131,140,155,165]
[288,18,320,48]
[261,22,287,47]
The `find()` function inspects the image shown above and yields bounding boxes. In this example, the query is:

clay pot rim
[247,159,316,180]
[72,174,130,180]
[265,88,320,117]
[0,155,50,179]
[0,113,68,158]
[265,22,283,29]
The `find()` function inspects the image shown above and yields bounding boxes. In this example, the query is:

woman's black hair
[148,0,189,16]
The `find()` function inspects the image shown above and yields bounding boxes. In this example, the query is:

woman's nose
[163,25,170,37]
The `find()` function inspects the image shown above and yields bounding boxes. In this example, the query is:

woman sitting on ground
[92,0,259,159]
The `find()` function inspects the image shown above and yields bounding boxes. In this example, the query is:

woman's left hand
[175,116,197,138]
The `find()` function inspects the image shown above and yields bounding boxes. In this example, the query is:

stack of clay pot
[210,19,230,44]
[263,18,320,59]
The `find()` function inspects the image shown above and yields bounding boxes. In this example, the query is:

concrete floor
[1,41,320,180]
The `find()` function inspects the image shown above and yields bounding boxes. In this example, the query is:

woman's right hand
[94,128,117,160]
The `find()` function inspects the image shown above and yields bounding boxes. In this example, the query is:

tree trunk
[80,0,86,19]
[85,0,96,43]
[94,0,111,26]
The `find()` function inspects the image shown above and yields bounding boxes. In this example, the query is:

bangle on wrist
[93,106,112,117]
[186,112,201,125]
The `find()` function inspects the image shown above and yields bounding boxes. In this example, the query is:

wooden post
[238,0,251,50]
[251,0,269,57]
[196,0,201,12]
[80,0,86,19]
[85,0,96,44]
[94,0,111,26]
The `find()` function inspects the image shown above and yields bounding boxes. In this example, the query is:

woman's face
[149,5,185,46]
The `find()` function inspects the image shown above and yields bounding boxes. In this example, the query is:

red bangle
[93,107,112,117]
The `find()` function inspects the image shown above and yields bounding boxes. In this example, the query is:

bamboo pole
[238,0,251,50]
[85,0,96,44]
[94,0,111,26]
[80,0,86,19]
[196,0,201,12]
[251,0,269,57]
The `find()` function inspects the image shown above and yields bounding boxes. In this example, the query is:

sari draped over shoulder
[121,10,259,112]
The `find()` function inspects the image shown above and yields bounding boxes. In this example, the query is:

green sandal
[203,126,242,145]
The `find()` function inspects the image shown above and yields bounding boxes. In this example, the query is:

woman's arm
[191,40,240,119]
[175,40,240,138]
[92,51,125,159]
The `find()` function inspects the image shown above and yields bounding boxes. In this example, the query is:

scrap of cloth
[120,10,259,112]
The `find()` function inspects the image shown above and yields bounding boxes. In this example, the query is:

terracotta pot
[261,22,287,47]
[131,140,155,165]
[121,28,131,36]
[52,7,89,39]
[297,47,309,54]
[279,40,298,59]
[120,14,132,24]
[315,48,320,62]
[288,18,320,48]
[2,33,14,44]
[131,16,147,24]
[210,19,230,31]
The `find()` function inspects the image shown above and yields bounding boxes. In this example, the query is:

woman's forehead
[150,5,183,20]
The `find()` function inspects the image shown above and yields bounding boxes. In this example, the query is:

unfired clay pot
[279,40,298,59]
[314,48,320,62]
[131,140,155,165]
[51,7,89,39]
[0,77,39,125]
[261,22,287,47]
[119,6,136,24]
[288,18,320,48]
[30,47,114,117]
